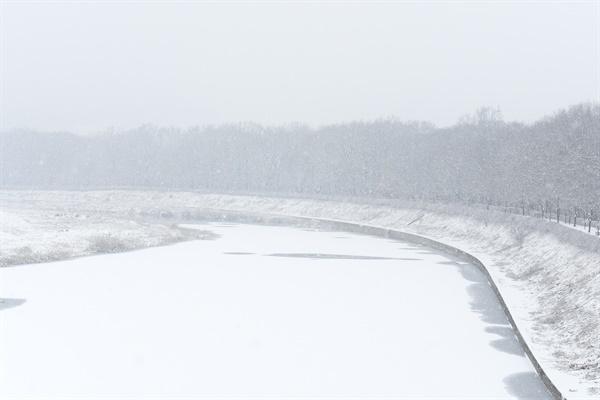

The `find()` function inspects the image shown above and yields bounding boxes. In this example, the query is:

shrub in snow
[86,234,129,254]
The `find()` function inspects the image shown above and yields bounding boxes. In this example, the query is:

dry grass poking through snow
[0,206,211,267]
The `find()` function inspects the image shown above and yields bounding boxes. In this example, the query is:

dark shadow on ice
[452,262,533,359]
[465,281,510,325]
[503,372,553,399]
[0,298,27,311]
[395,244,421,250]
[437,260,460,266]
[485,326,526,356]
[452,262,511,325]
[224,252,256,256]
[267,253,421,261]
[451,260,484,282]
[415,250,436,255]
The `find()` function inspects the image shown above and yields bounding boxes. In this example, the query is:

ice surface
[1,224,551,399]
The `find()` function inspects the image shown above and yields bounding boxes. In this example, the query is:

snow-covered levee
[2,223,552,398]
[1,190,598,398]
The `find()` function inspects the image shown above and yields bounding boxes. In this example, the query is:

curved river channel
[1,223,553,399]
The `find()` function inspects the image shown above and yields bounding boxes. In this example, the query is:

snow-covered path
[1,223,552,399]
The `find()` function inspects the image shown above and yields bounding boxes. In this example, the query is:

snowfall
[1,190,599,399]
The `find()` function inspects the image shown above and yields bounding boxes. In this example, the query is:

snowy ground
[1,189,598,398]
[0,204,211,267]
[1,223,552,399]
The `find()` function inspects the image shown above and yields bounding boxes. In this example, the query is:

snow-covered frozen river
[1,223,552,399]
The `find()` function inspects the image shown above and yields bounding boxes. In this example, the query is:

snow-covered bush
[86,234,129,254]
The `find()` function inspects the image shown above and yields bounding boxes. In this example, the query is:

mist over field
[2,104,599,228]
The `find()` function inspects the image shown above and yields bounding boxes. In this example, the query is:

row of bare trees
[2,103,598,233]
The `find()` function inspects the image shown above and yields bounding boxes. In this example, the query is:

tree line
[2,103,599,232]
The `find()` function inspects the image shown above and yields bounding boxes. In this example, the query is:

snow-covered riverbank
[0,204,211,267]
[1,189,598,397]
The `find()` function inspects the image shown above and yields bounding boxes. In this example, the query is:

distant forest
[2,103,599,227]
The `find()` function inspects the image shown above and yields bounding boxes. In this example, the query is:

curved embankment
[195,210,565,400]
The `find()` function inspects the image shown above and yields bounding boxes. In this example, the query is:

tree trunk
[541,204,545,219]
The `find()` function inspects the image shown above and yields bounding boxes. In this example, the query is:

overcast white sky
[1,1,598,133]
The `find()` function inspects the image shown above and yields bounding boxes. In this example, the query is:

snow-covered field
[1,189,598,398]
[2,223,552,399]
[0,204,210,267]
